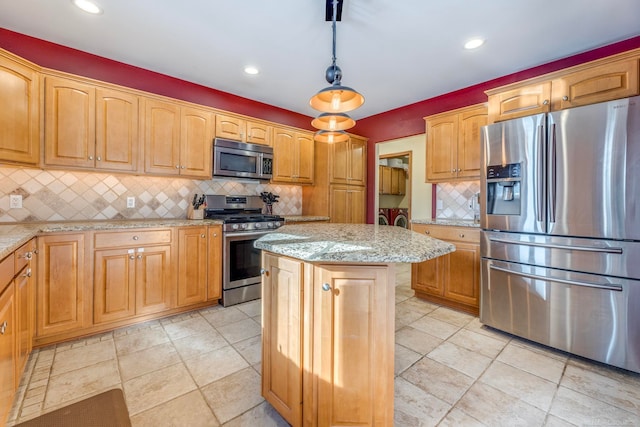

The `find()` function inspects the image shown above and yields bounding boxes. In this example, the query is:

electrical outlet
[9,194,22,209]
[126,197,135,208]
[436,199,443,210]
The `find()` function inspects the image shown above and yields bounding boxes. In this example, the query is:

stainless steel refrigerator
[480,95,640,373]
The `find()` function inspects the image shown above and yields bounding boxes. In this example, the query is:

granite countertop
[282,215,330,222]
[0,219,224,260]
[254,223,455,263]
[411,218,481,228]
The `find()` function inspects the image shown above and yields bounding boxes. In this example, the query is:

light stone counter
[411,218,481,228]
[254,223,455,263]
[0,219,223,260]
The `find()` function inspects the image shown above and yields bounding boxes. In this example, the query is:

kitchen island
[255,224,454,427]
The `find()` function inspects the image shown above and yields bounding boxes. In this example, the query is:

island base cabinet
[261,252,395,427]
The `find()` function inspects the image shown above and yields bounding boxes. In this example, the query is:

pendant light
[310,0,363,142]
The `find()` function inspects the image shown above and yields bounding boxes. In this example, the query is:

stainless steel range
[204,195,283,306]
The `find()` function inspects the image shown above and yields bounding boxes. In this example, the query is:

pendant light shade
[310,83,364,113]
[314,130,350,143]
[311,112,356,131]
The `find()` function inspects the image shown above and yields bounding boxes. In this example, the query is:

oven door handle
[224,230,272,240]
[489,264,623,291]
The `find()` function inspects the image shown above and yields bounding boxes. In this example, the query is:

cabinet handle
[133,236,139,240]
[88,155,94,160]
[201,234,206,238]
[22,268,32,278]
[260,268,269,277]
[451,169,456,173]
[97,156,101,161]
[181,165,185,169]
[322,283,332,292]
[0,321,6,335]
[562,96,569,101]
[19,252,32,260]
[33,249,39,255]
[129,255,135,260]
[175,165,180,169]
[424,230,430,235]
[459,233,465,238]
[457,168,461,172]
[543,99,549,105]
[213,233,218,237]
[137,255,143,259]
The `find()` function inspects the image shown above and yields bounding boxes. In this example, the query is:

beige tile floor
[8,264,640,426]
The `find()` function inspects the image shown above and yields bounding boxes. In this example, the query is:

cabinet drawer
[14,240,34,273]
[0,254,15,293]
[94,229,172,248]
[412,224,480,243]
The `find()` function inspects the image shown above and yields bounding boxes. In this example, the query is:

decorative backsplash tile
[0,167,301,222]
[436,181,480,220]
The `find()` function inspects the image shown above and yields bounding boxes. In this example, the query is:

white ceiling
[1,0,639,120]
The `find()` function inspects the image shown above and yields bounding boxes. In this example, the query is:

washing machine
[378,208,390,225]
[390,208,409,228]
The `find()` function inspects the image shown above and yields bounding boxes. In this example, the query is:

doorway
[377,151,411,228]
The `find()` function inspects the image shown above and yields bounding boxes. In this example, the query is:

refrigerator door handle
[536,124,545,223]
[489,264,623,291]
[488,237,624,254]
[548,123,557,223]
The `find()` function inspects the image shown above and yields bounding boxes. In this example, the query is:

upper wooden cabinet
[271,127,314,184]
[488,56,640,122]
[329,185,366,224]
[215,113,271,145]
[329,135,367,186]
[144,99,213,178]
[425,103,487,182]
[379,166,406,195]
[0,51,39,166]
[44,75,141,172]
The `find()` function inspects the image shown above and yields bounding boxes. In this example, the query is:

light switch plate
[9,194,22,209]
[127,197,135,208]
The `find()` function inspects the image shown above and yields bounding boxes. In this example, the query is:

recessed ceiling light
[464,38,485,50]
[244,66,259,75]
[72,0,103,15]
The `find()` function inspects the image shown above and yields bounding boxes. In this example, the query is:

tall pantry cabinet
[302,135,368,223]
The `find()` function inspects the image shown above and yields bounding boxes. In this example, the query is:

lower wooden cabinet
[207,225,222,301]
[0,280,15,427]
[177,226,208,307]
[261,252,395,426]
[36,233,89,339]
[411,224,480,315]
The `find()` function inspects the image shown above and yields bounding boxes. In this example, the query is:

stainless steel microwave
[213,138,273,181]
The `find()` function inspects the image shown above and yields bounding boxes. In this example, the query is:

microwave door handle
[536,124,545,223]
[548,123,557,224]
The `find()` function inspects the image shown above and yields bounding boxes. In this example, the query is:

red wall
[2,28,640,223]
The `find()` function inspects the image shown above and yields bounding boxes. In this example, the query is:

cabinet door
[329,139,350,184]
[15,266,33,381]
[313,264,394,427]
[487,82,551,123]
[295,132,314,184]
[0,283,15,426]
[36,234,87,337]
[411,257,446,297]
[246,121,271,145]
[215,113,244,141]
[0,53,39,165]
[426,114,457,181]
[261,252,303,427]
[44,75,96,168]
[444,242,480,307]
[272,128,296,182]
[390,168,401,194]
[135,245,172,315]
[552,58,639,110]
[207,226,222,301]
[348,136,367,186]
[348,187,366,223]
[379,166,391,194]
[398,169,406,195]
[329,186,349,223]
[144,99,181,175]
[93,248,136,324]
[177,227,207,307]
[180,107,214,178]
[95,87,140,172]
[457,106,487,179]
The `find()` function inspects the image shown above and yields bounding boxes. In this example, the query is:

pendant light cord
[331,0,338,84]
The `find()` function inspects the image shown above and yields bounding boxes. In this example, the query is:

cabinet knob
[260,268,269,277]
[181,165,185,169]
[562,96,569,101]
[33,249,39,255]
[424,230,430,235]
[201,234,206,238]
[451,169,456,173]
[0,321,6,335]
[213,233,218,237]
[97,156,101,161]
[129,255,135,260]
[133,236,139,240]
[543,99,549,105]
[176,165,180,169]
[457,168,461,172]
[459,233,465,238]
[137,255,143,259]
[22,268,32,278]
[88,156,94,160]
[322,283,332,292]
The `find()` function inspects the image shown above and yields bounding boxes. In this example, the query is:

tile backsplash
[0,167,301,222]
[435,181,480,220]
